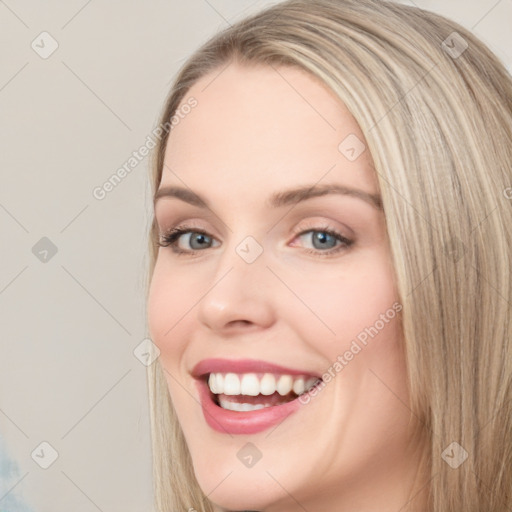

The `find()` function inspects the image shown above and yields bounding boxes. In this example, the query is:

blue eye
[158,227,216,254]
[299,230,342,251]
[157,224,353,257]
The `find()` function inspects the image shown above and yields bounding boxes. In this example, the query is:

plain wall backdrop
[1,1,511,511]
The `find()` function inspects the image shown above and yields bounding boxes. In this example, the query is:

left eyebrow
[267,183,382,210]
[153,183,382,210]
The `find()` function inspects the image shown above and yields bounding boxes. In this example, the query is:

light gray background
[1,1,510,511]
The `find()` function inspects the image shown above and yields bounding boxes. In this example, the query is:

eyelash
[157,222,354,258]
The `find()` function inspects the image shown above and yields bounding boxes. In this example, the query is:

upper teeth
[207,372,319,396]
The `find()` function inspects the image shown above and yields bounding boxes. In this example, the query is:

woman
[145,0,512,511]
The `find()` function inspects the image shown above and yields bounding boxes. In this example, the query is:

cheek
[278,251,399,349]
[147,257,193,368]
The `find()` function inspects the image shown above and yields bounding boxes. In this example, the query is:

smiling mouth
[206,372,322,412]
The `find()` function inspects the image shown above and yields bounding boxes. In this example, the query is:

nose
[196,239,276,334]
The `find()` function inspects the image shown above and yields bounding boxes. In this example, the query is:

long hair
[143,1,512,510]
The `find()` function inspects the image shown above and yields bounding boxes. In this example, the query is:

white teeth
[292,377,305,395]
[208,373,217,394]
[207,372,320,397]
[218,398,272,412]
[260,373,276,395]
[276,375,293,396]
[208,373,218,393]
[240,373,260,396]
[223,373,241,395]
[208,373,224,394]
[216,373,224,393]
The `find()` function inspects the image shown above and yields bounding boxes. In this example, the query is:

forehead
[161,63,377,200]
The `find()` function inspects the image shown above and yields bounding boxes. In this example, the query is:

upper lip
[191,358,322,379]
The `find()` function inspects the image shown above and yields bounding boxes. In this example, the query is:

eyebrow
[153,184,382,210]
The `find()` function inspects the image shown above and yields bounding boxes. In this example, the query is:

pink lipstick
[192,358,322,435]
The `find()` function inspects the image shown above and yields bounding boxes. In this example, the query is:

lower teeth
[218,398,275,412]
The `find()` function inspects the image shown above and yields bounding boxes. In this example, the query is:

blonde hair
[144,1,512,510]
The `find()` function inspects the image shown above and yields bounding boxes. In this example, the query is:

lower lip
[196,379,302,435]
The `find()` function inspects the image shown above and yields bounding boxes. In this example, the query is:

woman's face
[148,63,424,512]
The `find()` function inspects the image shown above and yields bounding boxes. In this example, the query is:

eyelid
[292,217,353,239]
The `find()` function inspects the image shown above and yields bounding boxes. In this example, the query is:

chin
[191,460,292,512]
